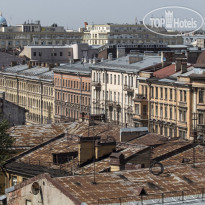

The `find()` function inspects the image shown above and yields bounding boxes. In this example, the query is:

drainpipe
[121,73,124,126]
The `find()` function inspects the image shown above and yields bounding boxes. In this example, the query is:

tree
[0,120,14,165]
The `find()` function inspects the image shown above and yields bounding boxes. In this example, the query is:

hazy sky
[1,0,205,29]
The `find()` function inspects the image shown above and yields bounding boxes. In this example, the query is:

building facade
[0,13,83,50]
[134,53,205,140]
[82,23,183,46]
[54,63,91,122]
[91,54,163,127]
[0,64,54,124]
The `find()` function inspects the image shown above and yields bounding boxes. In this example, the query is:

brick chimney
[181,61,187,74]
[110,152,125,171]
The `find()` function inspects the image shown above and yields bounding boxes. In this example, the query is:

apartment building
[134,52,205,139]
[0,64,54,124]
[82,23,183,46]
[91,54,163,127]
[53,63,91,122]
[0,13,83,49]
[19,43,99,64]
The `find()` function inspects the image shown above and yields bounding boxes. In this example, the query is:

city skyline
[1,0,205,29]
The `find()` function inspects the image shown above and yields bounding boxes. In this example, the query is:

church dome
[0,12,7,27]
[195,51,205,68]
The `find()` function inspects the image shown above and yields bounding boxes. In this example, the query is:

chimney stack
[108,53,113,61]
[175,58,187,72]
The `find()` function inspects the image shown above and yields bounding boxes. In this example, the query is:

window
[125,76,127,85]
[151,104,154,116]
[131,77,133,87]
[12,176,17,186]
[60,52,63,56]
[107,74,109,83]
[136,78,138,88]
[160,88,163,99]
[174,89,177,101]
[170,107,172,120]
[199,90,204,103]
[155,87,158,99]
[118,75,120,85]
[180,90,183,101]
[160,106,163,118]
[39,52,42,56]
[170,89,172,100]
[33,52,36,56]
[184,91,186,102]
[143,105,147,115]
[199,113,204,124]
[165,106,167,118]
[155,105,158,117]
[151,87,154,98]
[164,127,167,137]
[135,104,139,115]
[114,75,116,85]
[103,73,105,83]
[165,88,167,100]
[110,74,112,84]
[169,128,173,137]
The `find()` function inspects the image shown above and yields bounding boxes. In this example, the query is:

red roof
[153,64,176,78]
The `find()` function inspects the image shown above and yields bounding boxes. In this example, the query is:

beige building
[0,64,54,124]
[134,52,205,140]
[82,23,183,46]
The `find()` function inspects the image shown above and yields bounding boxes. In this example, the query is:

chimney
[93,57,97,65]
[108,53,113,61]
[11,61,17,67]
[110,152,125,171]
[117,47,125,58]
[175,58,187,72]
[48,64,54,71]
[101,58,104,63]
[181,61,187,74]
[89,59,92,64]
[128,55,143,64]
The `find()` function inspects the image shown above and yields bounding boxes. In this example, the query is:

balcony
[106,101,121,111]
[123,85,134,95]
[91,81,101,91]
[133,94,147,102]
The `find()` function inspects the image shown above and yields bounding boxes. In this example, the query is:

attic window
[53,151,78,165]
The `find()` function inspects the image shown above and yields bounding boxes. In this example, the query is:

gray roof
[1,65,53,82]
[91,55,161,74]
[53,63,91,75]
[120,127,148,133]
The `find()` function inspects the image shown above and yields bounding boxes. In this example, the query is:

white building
[90,53,162,127]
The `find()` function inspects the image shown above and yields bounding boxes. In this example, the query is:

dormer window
[53,152,78,165]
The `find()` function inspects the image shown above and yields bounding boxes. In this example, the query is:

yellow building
[134,55,205,140]
[0,64,54,124]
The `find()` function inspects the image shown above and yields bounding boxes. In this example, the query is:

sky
[1,0,205,30]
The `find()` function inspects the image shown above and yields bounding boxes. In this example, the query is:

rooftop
[91,55,162,73]
[9,123,72,149]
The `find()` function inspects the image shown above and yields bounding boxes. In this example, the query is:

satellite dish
[31,182,40,195]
